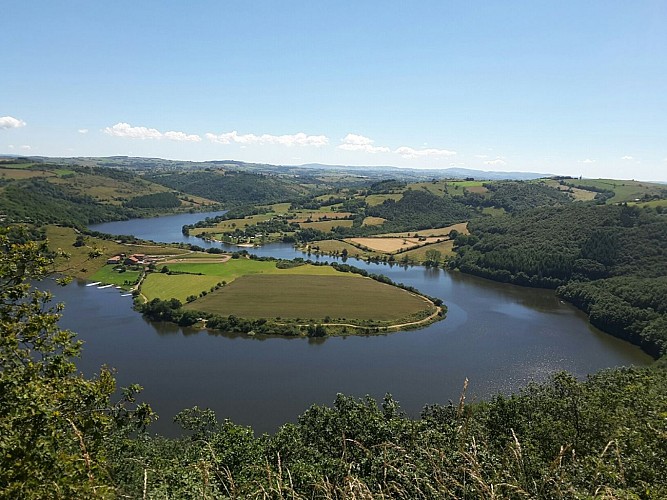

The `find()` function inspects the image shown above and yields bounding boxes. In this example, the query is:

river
[48,212,652,436]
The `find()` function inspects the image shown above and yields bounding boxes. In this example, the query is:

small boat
[97,284,113,289]
[115,286,122,289]
[86,282,101,287]
[120,293,133,297]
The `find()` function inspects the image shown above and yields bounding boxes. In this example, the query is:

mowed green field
[568,179,666,203]
[143,260,346,301]
[185,274,433,322]
[141,274,223,301]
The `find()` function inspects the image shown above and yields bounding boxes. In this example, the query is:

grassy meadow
[185,274,435,324]
[89,265,142,289]
[143,259,345,301]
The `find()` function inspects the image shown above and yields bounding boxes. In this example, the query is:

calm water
[55,213,652,435]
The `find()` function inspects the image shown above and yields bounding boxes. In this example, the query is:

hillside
[0,160,218,226]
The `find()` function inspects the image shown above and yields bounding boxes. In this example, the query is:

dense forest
[2,227,666,498]
[450,203,667,356]
[124,191,181,209]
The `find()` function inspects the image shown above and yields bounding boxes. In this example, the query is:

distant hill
[296,163,551,180]
[3,155,550,181]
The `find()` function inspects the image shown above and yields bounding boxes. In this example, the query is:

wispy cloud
[19,145,31,151]
[0,116,26,129]
[78,128,89,134]
[580,158,596,164]
[104,122,201,142]
[621,155,634,160]
[338,134,390,153]
[205,131,328,147]
[484,158,506,166]
[395,146,457,159]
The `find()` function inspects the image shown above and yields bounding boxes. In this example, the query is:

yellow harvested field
[376,222,469,238]
[345,236,447,253]
[362,216,386,226]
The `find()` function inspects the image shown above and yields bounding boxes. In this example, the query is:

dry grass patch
[306,240,377,259]
[0,168,53,180]
[377,222,468,238]
[362,216,386,226]
[345,237,447,254]
[299,220,353,231]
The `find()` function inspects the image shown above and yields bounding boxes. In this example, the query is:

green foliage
[109,367,667,498]
[482,181,573,213]
[364,189,474,233]
[124,191,181,209]
[0,227,154,498]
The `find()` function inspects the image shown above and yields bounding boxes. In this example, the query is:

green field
[89,265,142,289]
[400,239,456,263]
[564,178,667,203]
[185,274,435,323]
[365,193,402,206]
[143,260,346,301]
[298,219,353,231]
[141,273,223,301]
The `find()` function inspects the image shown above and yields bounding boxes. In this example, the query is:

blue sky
[2,1,666,180]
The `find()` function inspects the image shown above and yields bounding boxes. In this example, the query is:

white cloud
[19,145,31,151]
[104,122,162,139]
[104,122,201,142]
[338,133,390,153]
[395,146,457,159]
[163,130,202,142]
[0,116,26,129]
[205,131,328,147]
[7,144,14,149]
[484,158,507,166]
[580,158,596,164]
[621,155,634,160]
[474,154,489,159]
[78,128,89,134]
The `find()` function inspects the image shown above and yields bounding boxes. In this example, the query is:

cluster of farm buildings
[106,253,157,266]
